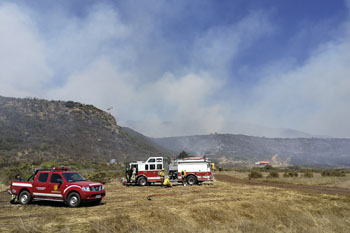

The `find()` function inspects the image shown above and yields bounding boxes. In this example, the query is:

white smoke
[0,1,349,138]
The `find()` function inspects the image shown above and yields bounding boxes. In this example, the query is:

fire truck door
[47,173,65,199]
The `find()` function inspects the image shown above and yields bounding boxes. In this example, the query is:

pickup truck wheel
[19,190,31,205]
[67,192,81,208]
[137,177,147,186]
[187,175,197,185]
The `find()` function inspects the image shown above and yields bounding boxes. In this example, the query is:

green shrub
[321,170,346,177]
[283,172,298,177]
[87,171,122,184]
[303,171,313,178]
[267,171,279,178]
[39,161,59,168]
[249,170,263,179]
[87,171,111,184]
[264,165,273,170]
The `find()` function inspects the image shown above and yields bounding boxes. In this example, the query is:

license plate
[96,195,101,199]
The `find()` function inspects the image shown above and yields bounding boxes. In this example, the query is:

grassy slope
[1,179,350,233]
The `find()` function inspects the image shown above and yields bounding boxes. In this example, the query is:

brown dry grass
[1,179,350,233]
[226,171,350,188]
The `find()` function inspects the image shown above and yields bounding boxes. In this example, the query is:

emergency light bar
[52,166,69,171]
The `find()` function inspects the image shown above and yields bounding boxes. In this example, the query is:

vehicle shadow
[15,200,105,208]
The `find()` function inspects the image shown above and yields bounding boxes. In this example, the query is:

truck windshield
[62,173,86,182]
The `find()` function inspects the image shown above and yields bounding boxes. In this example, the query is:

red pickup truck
[9,166,106,207]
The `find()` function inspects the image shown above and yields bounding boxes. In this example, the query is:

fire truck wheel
[19,190,32,205]
[186,175,197,185]
[67,192,81,208]
[137,177,147,186]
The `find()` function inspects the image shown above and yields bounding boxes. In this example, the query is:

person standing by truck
[125,167,131,182]
[181,170,187,186]
[10,174,24,203]
[131,167,137,182]
[158,169,165,186]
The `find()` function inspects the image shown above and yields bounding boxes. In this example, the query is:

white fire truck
[122,156,215,186]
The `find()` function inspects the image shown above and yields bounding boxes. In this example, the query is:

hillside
[2,95,350,168]
[125,120,313,138]
[0,96,168,164]
[150,134,350,167]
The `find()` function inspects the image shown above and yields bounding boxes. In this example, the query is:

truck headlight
[82,187,90,192]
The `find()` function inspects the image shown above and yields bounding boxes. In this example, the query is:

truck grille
[91,186,102,191]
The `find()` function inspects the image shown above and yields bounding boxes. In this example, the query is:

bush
[39,161,60,168]
[303,171,313,178]
[249,170,263,179]
[267,171,279,178]
[283,172,298,177]
[87,171,111,184]
[321,170,346,177]
[0,163,34,185]
[87,171,122,184]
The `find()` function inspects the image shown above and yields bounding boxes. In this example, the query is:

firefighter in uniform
[163,176,172,188]
[158,169,165,186]
[131,167,137,182]
[10,174,23,203]
[181,170,187,186]
[125,167,130,182]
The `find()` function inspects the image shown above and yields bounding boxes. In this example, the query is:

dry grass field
[225,171,350,188]
[1,174,350,233]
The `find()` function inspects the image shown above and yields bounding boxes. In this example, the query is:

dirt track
[215,174,350,196]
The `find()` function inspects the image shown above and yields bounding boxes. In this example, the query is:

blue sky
[0,0,349,137]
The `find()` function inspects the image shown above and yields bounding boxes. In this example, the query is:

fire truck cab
[125,157,168,186]
[123,156,214,186]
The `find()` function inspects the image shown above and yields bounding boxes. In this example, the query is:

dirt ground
[1,177,350,233]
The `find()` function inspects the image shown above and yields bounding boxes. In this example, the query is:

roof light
[52,166,69,171]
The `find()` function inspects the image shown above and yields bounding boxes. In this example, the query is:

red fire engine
[122,156,215,186]
[8,166,105,207]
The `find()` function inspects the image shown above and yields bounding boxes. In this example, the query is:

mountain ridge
[1,95,350,168]
[150,134,350,167]
[123,120,315,138]
[0,95,167,164]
